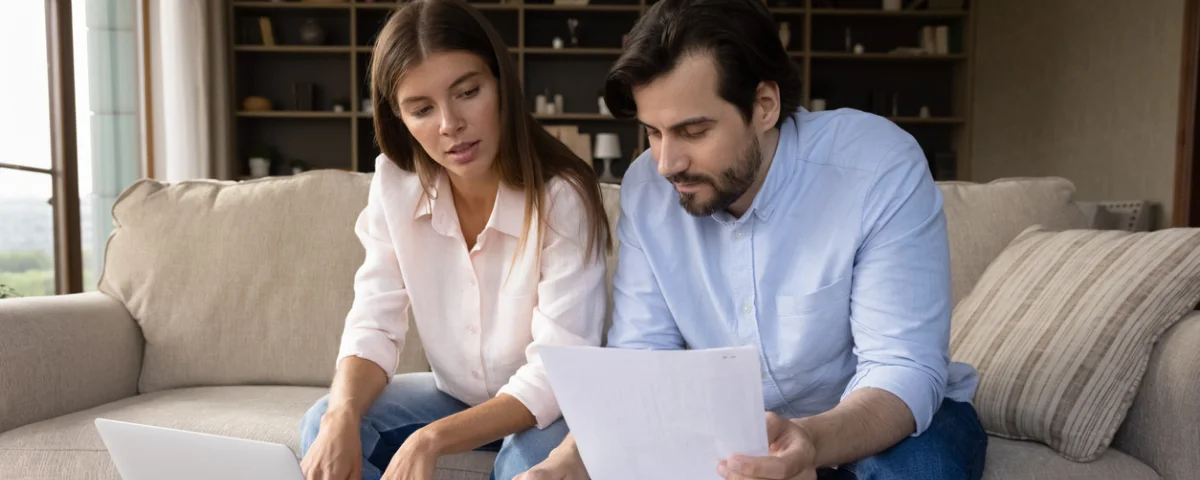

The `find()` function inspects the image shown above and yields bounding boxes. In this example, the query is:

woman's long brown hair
[371,0,611,264]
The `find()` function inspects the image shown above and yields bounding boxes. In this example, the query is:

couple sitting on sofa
[297,0,986,479]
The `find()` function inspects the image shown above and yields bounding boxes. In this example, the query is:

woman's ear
[753,81,781,133]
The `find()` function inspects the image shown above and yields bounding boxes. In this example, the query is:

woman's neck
[447,171,500,216]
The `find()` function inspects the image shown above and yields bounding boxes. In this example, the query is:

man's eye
[683,128,708,139]
[647,129,661,138]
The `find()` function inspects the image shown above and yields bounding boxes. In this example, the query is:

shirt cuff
[497,367,560,430]
[842,364,942,436]
[337,330,399,383]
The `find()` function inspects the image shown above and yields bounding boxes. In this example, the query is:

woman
[298,0,611,479]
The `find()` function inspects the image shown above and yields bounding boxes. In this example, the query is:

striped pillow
[950,226,1200,461]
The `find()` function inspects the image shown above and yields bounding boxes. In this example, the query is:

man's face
[632,52,763,216]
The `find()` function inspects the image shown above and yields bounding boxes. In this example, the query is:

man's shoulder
[797,108,922,175]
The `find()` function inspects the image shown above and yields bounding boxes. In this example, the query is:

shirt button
[468,277,476,286]
[735,230,745,239]
[467,325,479,334]
[472,370,482,379]
[741,304,752,314]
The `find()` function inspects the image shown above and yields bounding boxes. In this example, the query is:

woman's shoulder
[371,154,424,193]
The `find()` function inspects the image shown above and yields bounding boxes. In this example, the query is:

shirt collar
[413,170,526,239]
[741,109,800,223]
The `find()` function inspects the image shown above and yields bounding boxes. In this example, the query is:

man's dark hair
[604,0,803,128]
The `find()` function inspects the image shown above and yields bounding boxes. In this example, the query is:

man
[518,0,985,478]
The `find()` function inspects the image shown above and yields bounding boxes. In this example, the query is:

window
[0,0,140,298]
[0,2,58,298]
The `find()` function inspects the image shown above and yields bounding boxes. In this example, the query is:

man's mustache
[667,172,716,187]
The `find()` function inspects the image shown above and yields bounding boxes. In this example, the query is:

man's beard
[669,135,762,217]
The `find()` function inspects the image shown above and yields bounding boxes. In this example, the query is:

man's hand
[380,427,440,480]
[514,441,590,480]
[718,413,818,480]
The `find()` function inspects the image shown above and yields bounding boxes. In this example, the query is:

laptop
[94,418,304,480]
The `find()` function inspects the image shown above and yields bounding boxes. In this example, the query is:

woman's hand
[515,442,591,480]
[301,408,364,480]
[381,427,442,480]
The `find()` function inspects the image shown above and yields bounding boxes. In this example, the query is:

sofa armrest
[1112,311,1200,479]
[0,292,143,434]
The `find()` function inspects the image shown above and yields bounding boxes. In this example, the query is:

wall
[970,0,1186,228]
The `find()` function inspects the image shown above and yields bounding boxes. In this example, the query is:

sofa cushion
[983,437,1159,479]
[937,177,1088,306]
[951,226,1200,461]
[98,171,428,393]
[0,386,494,480]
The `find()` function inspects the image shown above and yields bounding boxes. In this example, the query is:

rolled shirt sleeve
[842,141,952,436]
[337,158,411,381]
[498,181,608,429]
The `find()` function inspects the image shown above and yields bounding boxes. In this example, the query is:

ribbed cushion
[951,226,1200,461]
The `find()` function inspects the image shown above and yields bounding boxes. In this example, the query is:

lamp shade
[593,133,622,160]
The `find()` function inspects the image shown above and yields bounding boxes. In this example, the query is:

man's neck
[726,127,781,219]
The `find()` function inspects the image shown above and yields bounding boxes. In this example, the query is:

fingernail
[717,461,728,476]
[729,459,742,471]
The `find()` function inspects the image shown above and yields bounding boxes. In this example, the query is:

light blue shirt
[607,108,978,435]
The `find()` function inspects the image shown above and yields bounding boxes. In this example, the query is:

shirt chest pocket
[775,277,852,317]
[772,276,854,377]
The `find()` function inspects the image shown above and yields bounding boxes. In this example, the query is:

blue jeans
[300,373,568,480]
[817,399,987,480]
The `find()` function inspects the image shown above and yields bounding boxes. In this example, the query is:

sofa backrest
[98,171,430,394]
[99,171,1086,391]
[937,177,1089,305]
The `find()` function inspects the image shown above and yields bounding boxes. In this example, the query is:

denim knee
[299,394,332,455]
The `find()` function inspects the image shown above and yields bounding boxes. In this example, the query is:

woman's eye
[462,87,480,98]
[412,106,432,117]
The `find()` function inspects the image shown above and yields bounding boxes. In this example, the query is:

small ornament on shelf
[598,93,610,116]
[567,18,580,47]
[593,133,622,184]
[299,18,326,46]
[778,22,791,50]
[249,157,271,178]
[332,97,349,113]
[243,96,272,112]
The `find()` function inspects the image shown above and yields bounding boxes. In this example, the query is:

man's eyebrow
[639,116,716,131]
[398,71,482,106]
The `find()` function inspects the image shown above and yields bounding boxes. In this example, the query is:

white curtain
[151,0,230,181]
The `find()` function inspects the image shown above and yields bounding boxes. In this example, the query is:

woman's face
[394,50,501,183]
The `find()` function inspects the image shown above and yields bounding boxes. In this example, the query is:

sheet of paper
[539,345,769,480]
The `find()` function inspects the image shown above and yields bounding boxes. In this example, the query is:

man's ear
[753,81,781,133]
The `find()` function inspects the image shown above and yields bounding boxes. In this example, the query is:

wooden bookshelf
[227,0,976,181]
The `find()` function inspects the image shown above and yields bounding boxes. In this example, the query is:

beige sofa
[1,171,1196,480]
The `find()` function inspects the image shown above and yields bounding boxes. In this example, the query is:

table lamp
[593,133,622,183]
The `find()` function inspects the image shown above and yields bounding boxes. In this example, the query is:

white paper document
[539,345,769,480]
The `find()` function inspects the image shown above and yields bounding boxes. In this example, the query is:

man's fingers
[729,455,793,479]
[718,460,769,480]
